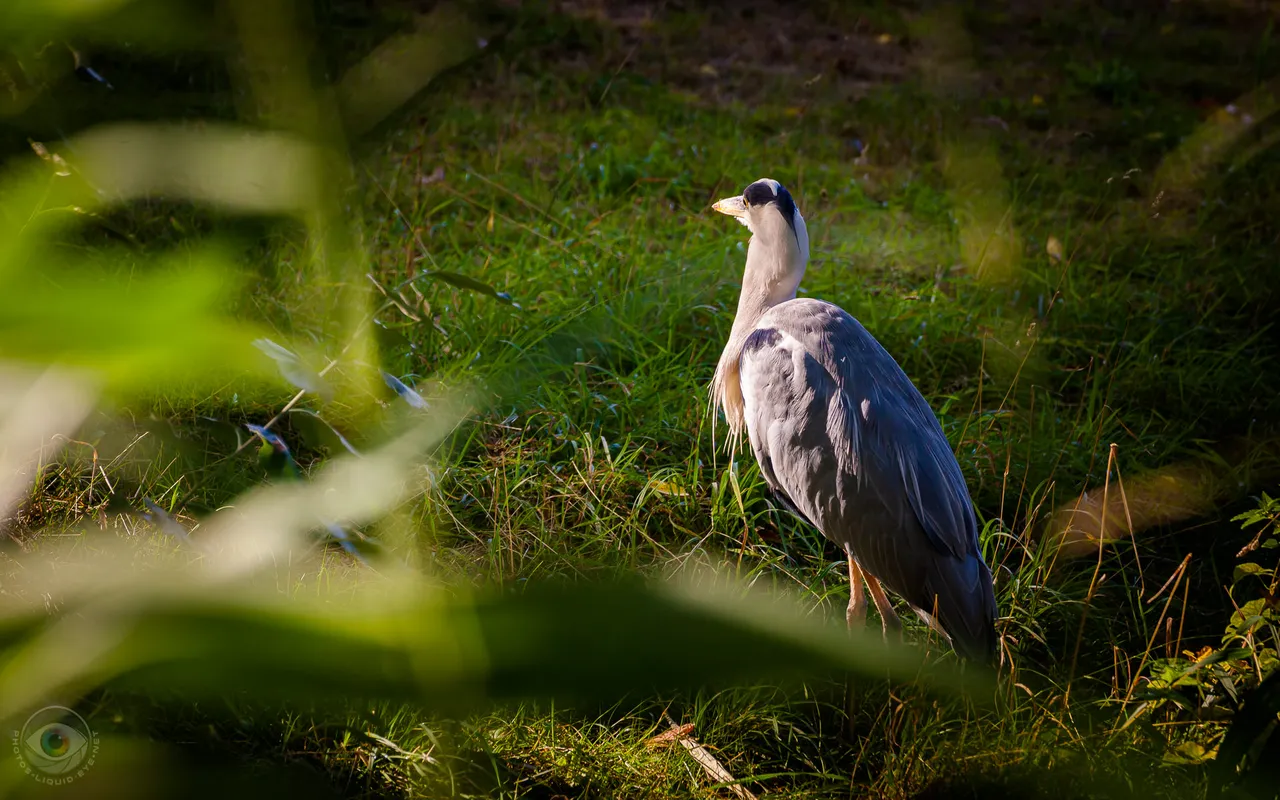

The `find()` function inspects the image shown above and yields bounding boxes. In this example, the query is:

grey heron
[710,178,998,664]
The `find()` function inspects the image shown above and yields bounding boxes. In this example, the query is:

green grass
[3,0,1280,797]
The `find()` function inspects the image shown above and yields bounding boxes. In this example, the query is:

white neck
[710,209,810,448]
[728,219,809,339]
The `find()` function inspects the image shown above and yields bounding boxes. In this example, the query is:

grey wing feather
[857,352,976,561]
[755,449,818,529]
[739,300,997,663]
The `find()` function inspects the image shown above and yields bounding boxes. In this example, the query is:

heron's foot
[879,606,904,641]
[846,595,867,630]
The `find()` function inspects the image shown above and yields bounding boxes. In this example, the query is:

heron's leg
[863,571,903,640]
[846,550,867,630]
[843,550,869,737]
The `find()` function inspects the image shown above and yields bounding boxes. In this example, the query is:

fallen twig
[660,712,758,799]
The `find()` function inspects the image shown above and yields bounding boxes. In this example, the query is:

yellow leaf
[1031,94,1044,106]
[647,479,688,498]
[1164,740,1217,765]
[1046,235,1064,262]
[876,33,893,44]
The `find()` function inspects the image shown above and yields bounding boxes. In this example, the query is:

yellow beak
[712,195,747,217]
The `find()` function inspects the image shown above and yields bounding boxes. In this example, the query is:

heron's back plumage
[737,298,997,663]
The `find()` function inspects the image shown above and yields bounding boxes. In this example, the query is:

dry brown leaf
[646,723,694,749]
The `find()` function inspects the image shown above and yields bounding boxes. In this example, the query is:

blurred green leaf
[0,0,137,35]
[71,123,325,215]
[335,3,487,137]
[0,570,986,724]
[0,245,263,391]
[0,366,98,519]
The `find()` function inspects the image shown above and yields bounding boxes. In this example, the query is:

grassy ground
[5,0,1280,797]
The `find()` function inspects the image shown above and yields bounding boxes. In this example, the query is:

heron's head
[713,178,810,298]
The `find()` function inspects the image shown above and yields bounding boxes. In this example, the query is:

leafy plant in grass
[1226,494,1280,677]
[1127,492,1279,772]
